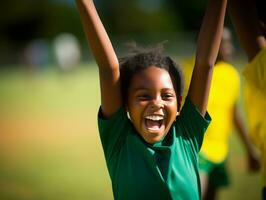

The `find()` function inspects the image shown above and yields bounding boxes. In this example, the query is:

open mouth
[144,115,164,131]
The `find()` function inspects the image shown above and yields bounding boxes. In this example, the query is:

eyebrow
[133,87,175,92]
[133,87,148,91]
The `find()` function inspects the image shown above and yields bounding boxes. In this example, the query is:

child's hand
[247,148,260,172]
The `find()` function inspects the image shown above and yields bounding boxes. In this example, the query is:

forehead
[130,66,174,90]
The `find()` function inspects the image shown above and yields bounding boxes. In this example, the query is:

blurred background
[0,0,261,199]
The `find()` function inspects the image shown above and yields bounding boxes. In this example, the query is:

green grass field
[0,64,261,200]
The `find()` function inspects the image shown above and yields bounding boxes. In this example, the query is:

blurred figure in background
[22,39,50,73]
[229,0,266,198]
[53,33,81,72]
[182,27,260,200]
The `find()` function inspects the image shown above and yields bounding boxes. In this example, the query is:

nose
[149,97,163,110]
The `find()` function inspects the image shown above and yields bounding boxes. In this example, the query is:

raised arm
[76,0,122,117]
[188,0,227,115]
[229,0,266,61]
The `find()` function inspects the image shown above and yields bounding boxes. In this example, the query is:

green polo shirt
[98,98,211,200]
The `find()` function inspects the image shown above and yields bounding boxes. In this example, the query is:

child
[182,28,260,200]
[229,0,266,198]
[76,0,227,199]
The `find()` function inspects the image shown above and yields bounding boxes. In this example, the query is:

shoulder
[243,48,266,94]
[215,61,240,85]
[177,97,211,136]
[98,106,129,146]
[215,61,239,75]
[175,97,211,152]
[98,106,134,162]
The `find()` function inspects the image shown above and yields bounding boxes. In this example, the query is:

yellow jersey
[243,48,266,185]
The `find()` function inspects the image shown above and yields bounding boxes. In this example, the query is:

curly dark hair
[119,43,184,109]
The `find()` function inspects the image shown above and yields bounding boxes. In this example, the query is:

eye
[137,94,151,101]
[162,93,175,100]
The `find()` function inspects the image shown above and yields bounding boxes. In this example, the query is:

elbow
[96,56,119,71]
[195,58,215,71]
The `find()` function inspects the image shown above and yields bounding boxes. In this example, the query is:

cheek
[167,102,178,118]
[128,102,149,129]
[167,99,178,108]
[130,99,146,110]
[128,101,144,118]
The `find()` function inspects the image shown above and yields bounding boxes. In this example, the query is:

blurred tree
[0,0,228,65]
[98,0,183,34]
[0,0,82,65]
[169,0,206,30]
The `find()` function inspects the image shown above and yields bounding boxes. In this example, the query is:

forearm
[195,0,227,68]
[233,105,261,171]
[188,0,227,115]
[233,105,254,153]
[76,0,121,117]
[76,0,119,70]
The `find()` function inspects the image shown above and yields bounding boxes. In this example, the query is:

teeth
[145,115,163,121]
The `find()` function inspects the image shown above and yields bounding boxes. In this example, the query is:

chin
[141,126,167,143]
[144,133,165,144]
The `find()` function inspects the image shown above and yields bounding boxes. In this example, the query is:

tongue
[146,119,160,130]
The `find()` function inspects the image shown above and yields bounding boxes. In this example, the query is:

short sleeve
[177,97,211,152]
[98,107,130,161]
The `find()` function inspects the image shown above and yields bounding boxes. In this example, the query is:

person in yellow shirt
[182,28,260,200]
[229,0,266,199]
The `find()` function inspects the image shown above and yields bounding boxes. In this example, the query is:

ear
[125,105,131,119]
